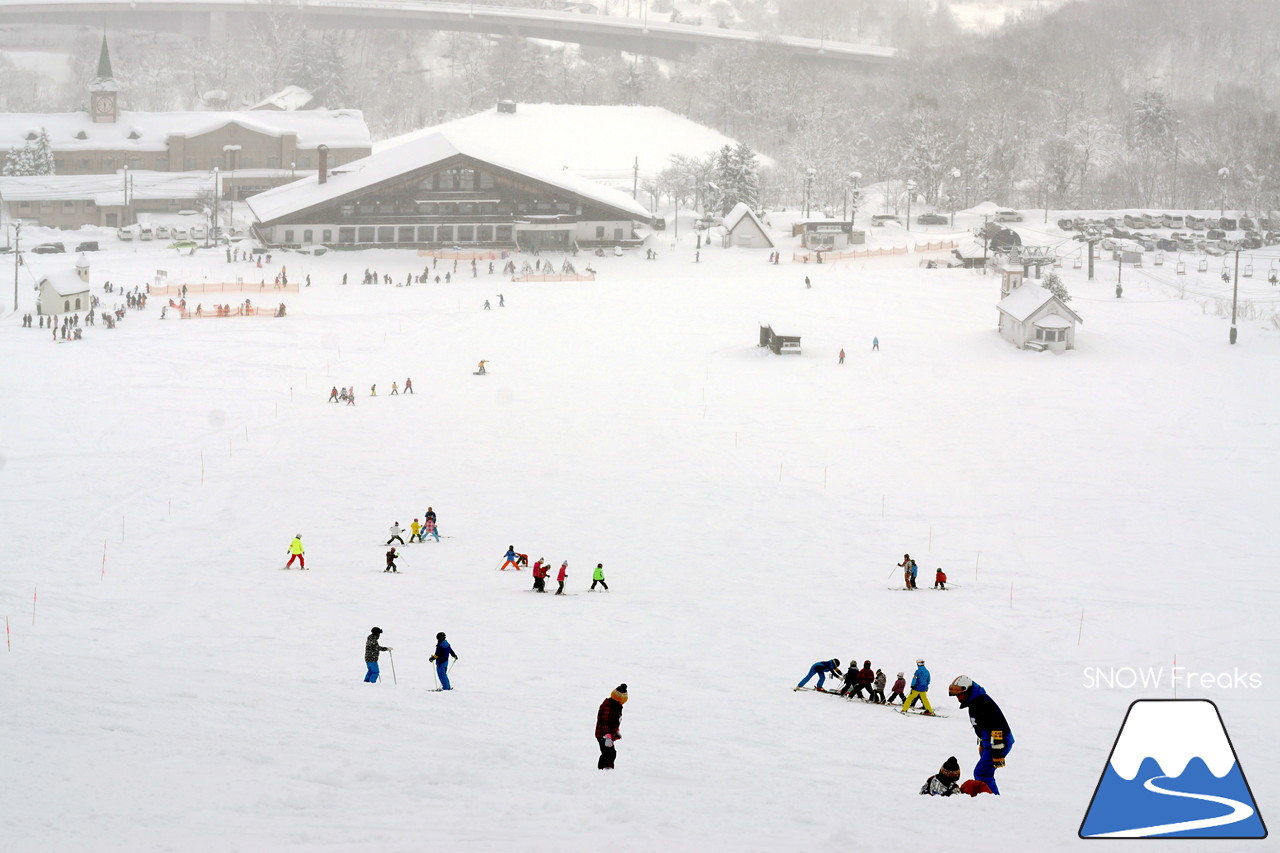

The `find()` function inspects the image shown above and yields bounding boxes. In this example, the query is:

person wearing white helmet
[901,659,935,715]
[949,676,1013,795]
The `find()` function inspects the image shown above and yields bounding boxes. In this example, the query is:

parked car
[1057,218,1075,230]
[916,213,948,225]
[171,226,189,240]
[1207,228,1226,240]
[32,242,66,254]
[1239,217,1255,231]
[994,209,1022,222]
[1241,236,1263,250]
[1156,239,1178,251]
[1185,216,1206,230]
[75,241,100,252]
[1166,215,1185,229]
[1259,218,1273,231]
[138,224,154,240]
[190,224,208,239]
[169,239,199,250]
[1219,217,1238,230]
[871,214,901,226]
[117,227,134,241]
[155,225,170,240]
[1177,238,1197,252]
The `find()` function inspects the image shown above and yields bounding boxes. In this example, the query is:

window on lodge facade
[436,168,476,191]
[1034,327,1066,343]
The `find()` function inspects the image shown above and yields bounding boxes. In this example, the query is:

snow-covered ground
[2,221,1277,851]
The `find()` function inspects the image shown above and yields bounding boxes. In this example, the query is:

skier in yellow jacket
[285,534,306,570]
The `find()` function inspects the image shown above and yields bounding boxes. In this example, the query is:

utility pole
[1230,245,1241,344]
[12,221,19,315]
[632,156,639,200]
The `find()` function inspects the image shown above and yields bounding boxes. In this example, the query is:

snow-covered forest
[1,0,1278,210]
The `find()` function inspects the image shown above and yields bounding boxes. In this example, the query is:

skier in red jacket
[595,684,627,769]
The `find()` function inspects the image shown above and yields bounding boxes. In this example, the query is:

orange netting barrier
[417,249,510,261]
[179,305,285,319]
[792,246,910,263]
[510,273,596,282]
[153,282,299,296]
[913,240,959,252]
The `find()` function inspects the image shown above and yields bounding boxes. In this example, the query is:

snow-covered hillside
[1,220,1276,851]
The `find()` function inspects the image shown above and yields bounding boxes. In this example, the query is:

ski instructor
[430,631,458,690]
[364,627,391,683]
[949,676,1013,794]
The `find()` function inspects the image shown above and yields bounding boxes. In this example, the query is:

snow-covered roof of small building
[75,253,89,268]
[0,109,370,153]
[0,171,210,204]
[1035,313,1073,329]
[252,86,315,112]
[38,269,89,296]
[996,284,1083,325]
[723,202,762,231]
[248,129,653,225]
[954,238,986,258]
[376,104,773,191]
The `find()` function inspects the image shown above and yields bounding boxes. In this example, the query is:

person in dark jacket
[595,684,627,769]
[364,627,391,682]
[919,756,962,796]
[836,660,860,697]
[949,676,1013,794]
[385,547,399,572]
[795,658,842,691]
[429,631,458,690]
[854,660,875,699]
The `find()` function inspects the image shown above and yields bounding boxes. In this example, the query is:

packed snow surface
[1,226,1277,851]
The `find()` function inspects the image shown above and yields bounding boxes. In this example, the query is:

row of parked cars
[118,223,211,242]
[1059,213,1276,232]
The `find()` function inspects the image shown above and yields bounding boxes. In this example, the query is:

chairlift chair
[1154,252,1164,266]
[1176,257,1186,275]
[1072,254,1082,269]
[1243,256,1254,277]
[1197,258,1209,273]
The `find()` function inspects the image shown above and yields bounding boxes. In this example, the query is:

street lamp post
[1219,166,1230,217]
[212,167,220,245]
[11,220,19,315]
[905,179,916,231]
[949,168,961,227]
[803,167,816,218]
[1229,242,1241,344]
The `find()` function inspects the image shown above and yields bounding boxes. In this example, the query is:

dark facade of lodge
[250,142,651,251]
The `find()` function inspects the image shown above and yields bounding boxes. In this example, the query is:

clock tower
[89,35,118,124]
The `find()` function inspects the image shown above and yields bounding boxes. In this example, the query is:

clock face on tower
[94,95,113,115]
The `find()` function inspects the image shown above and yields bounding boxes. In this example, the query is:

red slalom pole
[32,587,36,625]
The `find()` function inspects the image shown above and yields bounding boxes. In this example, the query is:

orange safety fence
[510,273,596,282]
[417,249,511,261]
[179,305,284,319]
[153,282,299,296]
[792,246,910,263]
[912,239,959,252]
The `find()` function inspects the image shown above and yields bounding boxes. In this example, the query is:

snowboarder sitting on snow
[795,658,843,691]
[920,756,963,796]
[385,548,399,572]
[934,568,947,590]
[949,676,1013,795]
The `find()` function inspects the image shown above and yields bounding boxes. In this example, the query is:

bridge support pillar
[208,10,227,43]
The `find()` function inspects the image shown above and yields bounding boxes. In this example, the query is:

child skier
[795,659,843,691]
[590,563,608,590]
[387,522,405,545]
[909,559,919,589]
[410,519,423,543]
[899,553,912,589]
[836,660,861,697]
[902,659,935,715]
[285,534,306,569]
[855,660,875,699]
[531,558,549,592]
[429,631,458,690]
[501,546,520,571]
[888,672,907,705]
[328,386,339,402]
[385,547,399,572]
[555,561,568,594]
[422,509,440,542]
[934,567,947,590]
[919,757,963,796]
[871,669,887,704]
[595,684,627,770]
[364,627,391,683]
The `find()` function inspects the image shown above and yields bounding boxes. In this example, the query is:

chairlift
[1154,252,1164,266]
[1176,256,1186,275]
[1197,258,1209,273]
[1243,255,1254,277]
[1072,253,1082,270]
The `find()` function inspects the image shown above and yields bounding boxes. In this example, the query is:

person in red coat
[595,684,627,769]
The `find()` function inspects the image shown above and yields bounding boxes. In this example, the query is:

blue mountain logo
[1080,699,1267,839]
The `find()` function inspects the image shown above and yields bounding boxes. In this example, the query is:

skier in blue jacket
[430,631,459,690]
[795,658,843,691]
[901,659,935,715]
[949,676,1013,794]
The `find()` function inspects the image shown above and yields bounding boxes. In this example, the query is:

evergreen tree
[34,128,56,175]
[1042,271,1071,303]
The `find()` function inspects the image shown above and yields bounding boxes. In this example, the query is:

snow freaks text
[1082,667,1262,690]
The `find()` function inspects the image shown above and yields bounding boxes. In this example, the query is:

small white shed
[996,281,1083,353]
[721,202,774,249]
[38,269,91,316]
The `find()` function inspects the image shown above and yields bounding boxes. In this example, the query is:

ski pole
[388,650,398,685]
[432,662,440,690]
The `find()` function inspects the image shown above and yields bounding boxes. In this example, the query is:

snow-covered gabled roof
[1034,313,1073,329]
[38,269,89,296]
[0,171,210,204]
[996,284,1083,325]
[0,110,370,153]
[248,129,653,226]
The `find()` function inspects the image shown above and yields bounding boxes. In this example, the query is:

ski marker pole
[388,650,398,685]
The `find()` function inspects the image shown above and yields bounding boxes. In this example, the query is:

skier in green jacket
[590,563,609,591]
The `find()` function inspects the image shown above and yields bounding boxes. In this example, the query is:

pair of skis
[794,687,949,717]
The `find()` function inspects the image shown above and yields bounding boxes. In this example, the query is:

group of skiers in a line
[364,627,458,690]
[797,656,1012,796]
[502,546,610,592]
[384,511,442,570]
[899,553,947,590]
[330,378,414,404]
